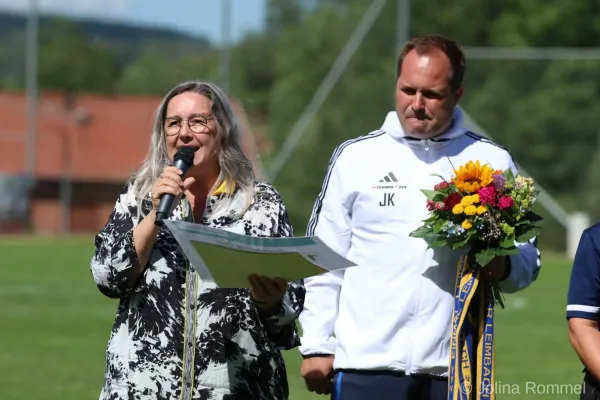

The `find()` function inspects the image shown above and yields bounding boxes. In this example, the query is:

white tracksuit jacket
[298,108,541,376]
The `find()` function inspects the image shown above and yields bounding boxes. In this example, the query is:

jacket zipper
[406,138,433,373]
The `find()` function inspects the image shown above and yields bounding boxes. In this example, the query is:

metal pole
[60,130,71,234]
[267,0,389,182]
[396,0,410,58]
[464,47,600,60]
[394,0,409,104]
[25,0,39,178]
[220,0,231,93]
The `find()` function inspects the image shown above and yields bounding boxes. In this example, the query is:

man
[298,35,541,399]
[567,222,600,400]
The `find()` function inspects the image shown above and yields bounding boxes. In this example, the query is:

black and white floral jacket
[90,180,305,400]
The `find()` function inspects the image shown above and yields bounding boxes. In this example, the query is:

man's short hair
[396,35,466,90]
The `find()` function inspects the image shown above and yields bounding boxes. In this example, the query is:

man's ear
[454,86,464,101]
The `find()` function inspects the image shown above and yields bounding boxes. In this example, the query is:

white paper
[164,220,356,288]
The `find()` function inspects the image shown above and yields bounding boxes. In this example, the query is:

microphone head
[174,146,195,166]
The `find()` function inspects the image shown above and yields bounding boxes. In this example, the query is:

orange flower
[452,160,494,193]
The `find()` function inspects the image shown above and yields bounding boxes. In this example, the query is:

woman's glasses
[164,115,213,135]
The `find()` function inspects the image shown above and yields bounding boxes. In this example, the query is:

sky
[0,0,266,44]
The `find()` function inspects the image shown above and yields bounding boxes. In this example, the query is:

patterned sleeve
[260,191,306,350]
[90,182,143,299]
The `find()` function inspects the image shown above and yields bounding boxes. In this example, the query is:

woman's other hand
[249,274,287,317]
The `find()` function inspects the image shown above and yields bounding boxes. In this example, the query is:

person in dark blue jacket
[567,222,600,400]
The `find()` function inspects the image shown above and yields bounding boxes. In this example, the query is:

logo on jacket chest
[371,172,407,207]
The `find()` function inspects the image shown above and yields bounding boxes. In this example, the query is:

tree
[38,18,121,93]
[116,47,220,95]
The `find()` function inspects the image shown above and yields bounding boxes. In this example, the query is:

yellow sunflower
[452,160,494,193]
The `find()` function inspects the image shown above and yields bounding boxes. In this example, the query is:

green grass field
[0,236,584,399]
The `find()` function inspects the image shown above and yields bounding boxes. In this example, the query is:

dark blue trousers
[581,372,600,400]
[331,370,448,400]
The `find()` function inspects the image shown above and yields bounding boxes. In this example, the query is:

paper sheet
[164,220,356,288]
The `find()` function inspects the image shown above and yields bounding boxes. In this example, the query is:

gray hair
[130,80,255,219]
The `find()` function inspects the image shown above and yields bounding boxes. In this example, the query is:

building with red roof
[0,91,267,234]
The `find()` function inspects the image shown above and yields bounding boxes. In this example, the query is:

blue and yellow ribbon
[448,254,495,400]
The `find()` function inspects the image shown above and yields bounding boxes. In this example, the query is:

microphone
[154,146,195,226]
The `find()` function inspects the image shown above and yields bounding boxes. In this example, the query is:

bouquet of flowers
[409,160,543,308]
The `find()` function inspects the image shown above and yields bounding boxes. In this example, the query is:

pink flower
[477,185,497,205]
[498,196,514,210]
[434,181,449,191]
[426,200,445,211]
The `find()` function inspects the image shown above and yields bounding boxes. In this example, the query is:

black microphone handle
[154,159,192,226]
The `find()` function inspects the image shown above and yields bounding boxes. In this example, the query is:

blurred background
[1,0,598,398]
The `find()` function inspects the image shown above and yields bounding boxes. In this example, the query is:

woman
[90,80,305,400]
